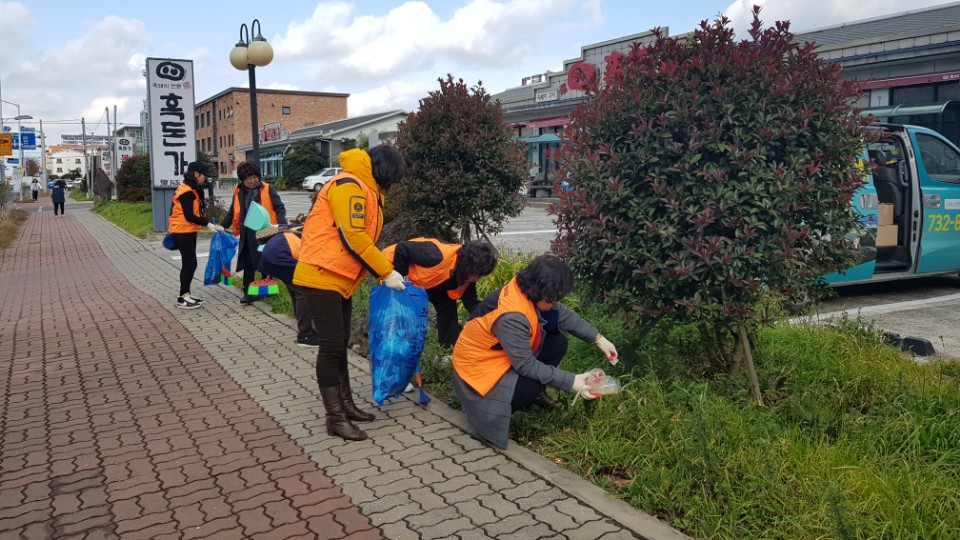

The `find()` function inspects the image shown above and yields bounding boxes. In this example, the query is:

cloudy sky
[0,0,952,154]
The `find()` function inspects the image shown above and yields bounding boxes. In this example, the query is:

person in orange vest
[257,225,320,348]
[220,161,287,305]
[168,161,223,310]
[293,145,407,442]
[451,254,619,449]
[383,238,498,348]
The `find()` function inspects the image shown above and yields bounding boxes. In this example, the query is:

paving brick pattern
[0,211,379,539]
[2,208,650,539]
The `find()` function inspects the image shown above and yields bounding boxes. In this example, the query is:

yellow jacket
[292,149,393,298]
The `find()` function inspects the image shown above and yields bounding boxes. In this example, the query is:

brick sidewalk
[1,209,687,539]
[0,211,379,539]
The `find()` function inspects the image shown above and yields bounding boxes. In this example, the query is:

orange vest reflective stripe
[383,238,461,291]
[168,184,202,233]
[452,277,540,396]
[231,183,277,235]
[298,174,382,279]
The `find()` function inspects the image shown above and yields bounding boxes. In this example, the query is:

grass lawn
[0,209,29,249]
[69,189,91,201]
[91,201,153,238]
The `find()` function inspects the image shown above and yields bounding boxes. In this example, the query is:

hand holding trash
[572,372,600,400]
[206,223,224,233]
[384,270,406,291]
[595,334,619,365]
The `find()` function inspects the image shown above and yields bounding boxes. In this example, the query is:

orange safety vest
[282,229,302,260]
[298,173,382,280]
[231,183,277,235]
[382,238,467,297]
[168,183,202,233]
[452,277,541,396]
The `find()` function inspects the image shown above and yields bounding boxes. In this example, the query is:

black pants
[32,190,38,201]
[511,332,568,412]
[303,288,352,388]
[171,232,198,296]
[53,202,64,215]
[431,297,462,349]
[284,282,317,340]
[237,233,261,290]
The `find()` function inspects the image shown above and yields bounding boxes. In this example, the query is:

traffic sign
[11,132,36,150]
[0,134,11,156]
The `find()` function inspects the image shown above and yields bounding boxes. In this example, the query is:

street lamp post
[229,19,273,166]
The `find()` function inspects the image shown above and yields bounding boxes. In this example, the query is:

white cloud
[347,80,430,116]
[0,2,33,67]
[274,0,575,86]
[724,0,952,35]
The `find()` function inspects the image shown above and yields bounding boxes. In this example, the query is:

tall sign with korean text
[115,137,134,170]
[146,58,196,188]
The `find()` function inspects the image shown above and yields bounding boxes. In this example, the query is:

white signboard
[115,137,134,171]
[535,90,558,103]
[101,150,112,177]
[146,58,196,188]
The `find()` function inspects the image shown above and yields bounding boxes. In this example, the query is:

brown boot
[339,373,375,423]
[532,390,562,410]
[319,385,368,441]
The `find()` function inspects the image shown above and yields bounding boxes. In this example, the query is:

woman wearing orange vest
[168,161,222,310]
[293,145,407,442]
[220,161,287,305]
[451,254,619,449]
[383,238,498,348]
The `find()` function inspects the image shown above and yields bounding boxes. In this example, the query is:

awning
[524,116,569,129]
[535,134,561,143]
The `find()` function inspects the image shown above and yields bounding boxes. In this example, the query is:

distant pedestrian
[168,161,222,310]
[51,179,66,216]
[257,225,321,348]
[220,161,287,305]
[30,178,40,202]
[383,238,498,348]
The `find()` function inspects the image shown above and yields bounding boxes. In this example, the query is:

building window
[221,162,227,174]
[196,114,200,127]
[282,106,291,115]
[57,167,62,173]
[75,159,81,163]
[56,158,62,163]
[891,85,936,106]
[206,111,211,126]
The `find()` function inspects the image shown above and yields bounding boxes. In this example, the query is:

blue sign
[11,132,36,150]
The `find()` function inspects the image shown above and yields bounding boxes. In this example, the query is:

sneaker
[404,383,416,393]
[176,296,202,310]
[240,294,258,305]
[296,335,320,348]
[184,294,203,304]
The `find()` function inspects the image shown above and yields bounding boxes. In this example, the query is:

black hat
[186,161,210,176]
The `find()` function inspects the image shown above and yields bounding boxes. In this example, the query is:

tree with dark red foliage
[552,8,870,401]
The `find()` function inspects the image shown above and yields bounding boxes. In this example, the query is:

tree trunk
[460,220,472,242]
[737,324,763,405]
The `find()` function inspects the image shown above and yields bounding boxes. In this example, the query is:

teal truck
[825,123,960,285]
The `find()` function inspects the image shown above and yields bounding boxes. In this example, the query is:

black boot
[319,385,368,441]
[532,390,562,410]
[339,373,375,423]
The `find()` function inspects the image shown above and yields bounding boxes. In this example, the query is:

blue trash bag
[203,230,239,285]
[368,283,429,405]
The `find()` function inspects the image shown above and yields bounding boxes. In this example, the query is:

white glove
[596,335,618,364]
[571,373,599,400]
[206,223,223,233]
[383,270,406,291]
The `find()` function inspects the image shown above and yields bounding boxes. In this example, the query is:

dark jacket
[258,229,302,283]
[221,181,287,273]
[51,181,66,204]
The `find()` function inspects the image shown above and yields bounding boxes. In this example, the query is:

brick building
[194,88,348,178]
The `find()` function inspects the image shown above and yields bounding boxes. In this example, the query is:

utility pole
[39,118,45,187]
[82,118,91,198]
[113,104,118,200]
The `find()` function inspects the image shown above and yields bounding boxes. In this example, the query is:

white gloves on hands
[384,270,406,291]
[571,373,599,400]
[206,223,224,233]
[595,335,618,364]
